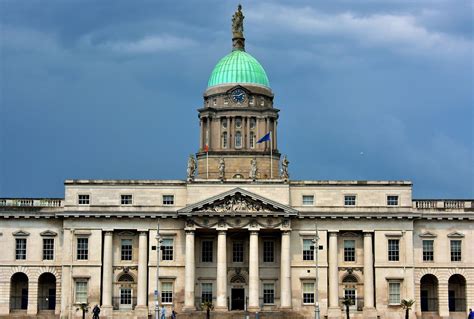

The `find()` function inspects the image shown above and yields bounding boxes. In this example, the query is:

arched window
[235,131,242,148]
[222,132,228,148]
[250,132,255,149]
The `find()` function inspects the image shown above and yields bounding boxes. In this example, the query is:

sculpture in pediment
[201,193,272,213]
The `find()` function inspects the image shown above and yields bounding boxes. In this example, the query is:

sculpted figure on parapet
[218,157,225,180]
[250,157,258,180]
[280,155,290,181]
[186,154,196,181]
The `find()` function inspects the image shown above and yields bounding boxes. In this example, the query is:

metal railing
[413,200,471,210]
[112,297,137,310]
[421,297,438,312]
[449,298,466,312]
[339,298,364,312]
[10,295,28,310]
[194,297,217,310]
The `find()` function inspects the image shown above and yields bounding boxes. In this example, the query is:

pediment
[178,188,298,216]
[13,230,30,237]
[447,231,464,238]
[40,230,58,237]
[419,231,437,238]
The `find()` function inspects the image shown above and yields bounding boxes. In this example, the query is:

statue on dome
[250,157,258,180]
[280,155,289,181]
[232,4,244,37]
[187,154,196,181]
[218,157,226,180]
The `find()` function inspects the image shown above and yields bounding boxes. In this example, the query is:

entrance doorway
[231,288,245,310]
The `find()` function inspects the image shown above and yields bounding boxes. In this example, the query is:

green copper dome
[207,50,270,88]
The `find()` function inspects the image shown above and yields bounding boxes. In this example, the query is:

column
[102,231,113,309]
[248,231,260,311]
[216,230,227,310]
[280,230,292,309]
[27,280,38,315]
[327,231,341,318]
[438,282,449,318]
[208,116,212,149]
[136,231,148,310]
[184,230,196,310]
[363,232,377,318]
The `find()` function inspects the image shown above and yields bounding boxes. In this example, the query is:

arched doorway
[448,274,466,313]
[420,274,438,313]
[114,273,136,310]
[38,273,56,311]
[10,272,28,311]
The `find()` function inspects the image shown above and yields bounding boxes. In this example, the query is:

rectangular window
[202,240,213,262]
[15,238,27,260]
[233,242,244,263]
[344,240,356,262]
[162,195,174,205]
[263,241,274,263]
[75,281,88,303]
[422,240,434,261]
[43,238,54,260]
[302,282,315,304]
[121,194,133,205]
[78,194,90,205]
[344,288,356,306]
[387,195,399,206]
[263,283,275,304]
[450,240,461,261]
[120,288,132,306]
[201,283,213,303]
[388,282,401,304]
[161,282,173,303]
[302,195,314,205]
[77,238,89,260]
[303,239,314,261]
[344,195,356,206]
[121,239,133,261]
[388,239,399,261]
[161,238,174,261]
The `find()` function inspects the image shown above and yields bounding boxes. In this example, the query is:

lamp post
[155,222,161,319]
[312,222,320,319]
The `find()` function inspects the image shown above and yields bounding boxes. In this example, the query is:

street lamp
[155,222,161,319]
[312,221,320,319]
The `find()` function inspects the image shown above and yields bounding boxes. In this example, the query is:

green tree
[401,299,415,319]
[202,301,214,319]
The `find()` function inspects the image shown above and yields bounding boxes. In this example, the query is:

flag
[204,144,209,152]
[257,132,271,143]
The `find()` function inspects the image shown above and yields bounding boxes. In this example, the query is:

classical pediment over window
[40,230,58,237]
[419,231,437,238]
[12,230,30,237]
[447,231,464,238]
[178,188,298,217]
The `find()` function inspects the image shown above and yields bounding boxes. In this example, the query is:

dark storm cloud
[0,0,472,198]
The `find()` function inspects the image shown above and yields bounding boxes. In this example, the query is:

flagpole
[270,130,273,179]
[206,149,209,179]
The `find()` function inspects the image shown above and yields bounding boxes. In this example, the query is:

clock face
[231,88,246,104]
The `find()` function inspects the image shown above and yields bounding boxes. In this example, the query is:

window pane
[233,242,244,262]
[75,281,88,303]
[344,195,356,206]
[263,283,275,304]
[43,238,54,260]
[344,240,356,262]
[303,283,315,304]
[77,238,89,260]
[163,195,174,205]
[387,195,399,206]
[16,238,27,260]
[389,282,401,304]
[263,241,274,263]
[121,239,132,261]
[78,195,90,205]
[422,240,434,261]
[202,283,212,303]
[302,195,314,205]
[162,238,174,261]
[121,195,132,205]
[450,240,461,261]
[161,282,173,303]
[303,239,314,261]
[388,239,399,261]
[202,240,213,262]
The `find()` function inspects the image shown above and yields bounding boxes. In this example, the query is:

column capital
[281,229,292,235]
[185,229,195,235]
[138,230,148,236]
[328,231,339,237]
[249,230,259,235]
[104,230,114,235]
[363,231,374,237]
[217,230,227,235]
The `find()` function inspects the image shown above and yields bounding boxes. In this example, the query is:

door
[231,288,245,310]
[420,290,428,311]
[120,288,132,310]
[448,290,455,311]
[48,288,56,310]
[21,288,28,310]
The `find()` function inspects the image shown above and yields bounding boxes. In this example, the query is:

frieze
[187,216,291,230]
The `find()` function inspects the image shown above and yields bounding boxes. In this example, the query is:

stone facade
[0,185,472,319]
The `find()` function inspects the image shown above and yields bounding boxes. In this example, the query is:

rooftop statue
[186,154,196,182]
[232,4,244,37]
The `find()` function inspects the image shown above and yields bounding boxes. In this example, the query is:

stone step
[175,311,305,319]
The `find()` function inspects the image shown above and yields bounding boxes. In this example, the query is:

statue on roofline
[187,154,196,182]
[232,4,244,37]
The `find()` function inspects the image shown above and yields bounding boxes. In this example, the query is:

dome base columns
[196,153,280,180]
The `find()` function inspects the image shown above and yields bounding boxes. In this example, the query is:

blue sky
[0,0,472,198]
